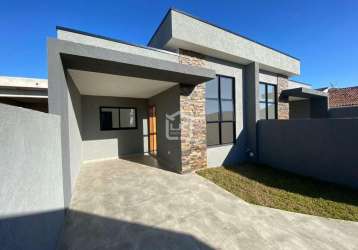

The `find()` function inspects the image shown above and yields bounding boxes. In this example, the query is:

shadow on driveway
[0,209,214,250]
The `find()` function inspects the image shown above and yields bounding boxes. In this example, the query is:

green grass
[197,164,358,222]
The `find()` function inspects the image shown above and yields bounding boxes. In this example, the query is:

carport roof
[281,87,327,100]
[49,38,216,85]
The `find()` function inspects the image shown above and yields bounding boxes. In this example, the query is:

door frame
[148,105,157,155]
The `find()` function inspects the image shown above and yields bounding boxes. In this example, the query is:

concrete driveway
[60,158,358,250]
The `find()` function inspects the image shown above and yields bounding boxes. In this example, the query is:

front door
[148,105,157,155]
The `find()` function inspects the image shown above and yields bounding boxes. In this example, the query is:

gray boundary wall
[0,104,64,250]
[258,119,358,189]
[329,106,358,118]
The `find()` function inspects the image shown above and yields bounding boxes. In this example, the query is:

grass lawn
[197,164,358,222]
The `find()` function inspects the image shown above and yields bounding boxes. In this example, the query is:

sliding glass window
[259,82,277,120]
[205,75,235,146]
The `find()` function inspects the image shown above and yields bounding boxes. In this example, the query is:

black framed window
[259,82,277,120]
[100,107,137,130]
[205,75,235,146]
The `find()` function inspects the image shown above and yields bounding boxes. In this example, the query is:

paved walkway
[60,159,358,250]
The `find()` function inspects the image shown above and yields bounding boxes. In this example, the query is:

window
[259,82,277,120]
[205,75,235,146]
[100,107,137,130]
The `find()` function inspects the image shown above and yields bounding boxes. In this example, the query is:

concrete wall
[66,73,83,194]
[57,29,179,63]
[149,85,182,172]
[149,11,174,51]
[259,70,278,85]
[48,41,74,206]
[82,95,148,162]
[289,100,311,119]
[0,104,64,250]
[0,98,48,113]
[310,98,328,118]
[329,106,358,118]
[243,62,260,161]
[289,98,328,119]
[258,119,358,189]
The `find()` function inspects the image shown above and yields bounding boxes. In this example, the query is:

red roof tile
[328,86,358,108]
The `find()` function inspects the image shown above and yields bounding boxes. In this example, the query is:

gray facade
[48,31,215,205]
[149,85,181,171]
[82,95,148,161]
[258,119,358,189]
[7,7,356,249]
[48,9,304,184]
[0,104,64,250]
[149,9,300,76]
[243,62,260,161]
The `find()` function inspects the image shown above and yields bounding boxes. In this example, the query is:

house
[2,8,358,250]
[281,80,328,119]
[45,8,315,203]
[1,9,328,189]
[0,76,48,112]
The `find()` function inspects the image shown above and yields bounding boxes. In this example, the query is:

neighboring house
[0,76,48,112]
[327,86,358,118]
[328,86,358,108]
[281,80,328,119]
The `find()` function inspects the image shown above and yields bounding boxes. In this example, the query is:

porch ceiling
[68,69,177,98]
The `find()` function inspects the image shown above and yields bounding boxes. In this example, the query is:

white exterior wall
[288,80,312,89]
[259,71,278,85]
[0,76,47,89]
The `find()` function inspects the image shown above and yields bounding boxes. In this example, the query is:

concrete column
[48,40,83,206]
[48,41,72,206]
[243,62,259,161]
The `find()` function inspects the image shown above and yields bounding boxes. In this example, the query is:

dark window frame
[259,82,277,120]
[206,75,236,147]
[99,106,138,130]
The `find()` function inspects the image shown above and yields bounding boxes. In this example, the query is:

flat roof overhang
[281,87,327,101]
[0,87,47,99]
[149,9,300,77]
[48,38,216,85]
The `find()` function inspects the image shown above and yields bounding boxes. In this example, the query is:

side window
[100,107,137,130]
[259,82,277,120]
[205,75,235,146]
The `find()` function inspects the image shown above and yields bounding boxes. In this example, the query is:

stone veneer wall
[277,75,290,120]
[178,49,206,67]
[178,49,207,172]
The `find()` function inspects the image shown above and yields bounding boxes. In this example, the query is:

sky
[1,0,357,88]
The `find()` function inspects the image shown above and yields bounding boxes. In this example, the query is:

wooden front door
[148,105,157,155]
